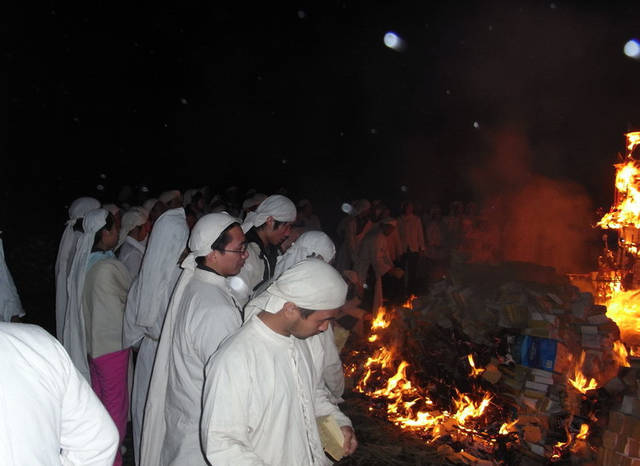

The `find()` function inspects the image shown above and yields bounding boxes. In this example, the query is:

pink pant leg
[89,349,130,466]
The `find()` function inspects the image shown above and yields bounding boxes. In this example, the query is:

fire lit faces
[288,307,338,339]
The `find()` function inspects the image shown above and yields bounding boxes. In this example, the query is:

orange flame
[568,351,598,394]
[605,291,640,354]
[576,423,589,440]
[613,340,631,368]
[467,354,485,377]
[598,132,640,229]
[452,390,492,426]
[371,306,392,331]
[499,419,518,435]
[402,294,418,309]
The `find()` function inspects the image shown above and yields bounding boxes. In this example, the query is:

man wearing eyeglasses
[141,213,249,466]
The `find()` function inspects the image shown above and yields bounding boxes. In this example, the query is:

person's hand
[340,426,358,456]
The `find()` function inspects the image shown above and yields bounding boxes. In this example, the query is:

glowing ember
[467,354,486,377]
[568,351,598,394]
[368,334,378,342]
[452,390,492,426]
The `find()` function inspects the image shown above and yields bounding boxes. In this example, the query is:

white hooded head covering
[159,190,181,205]
[117,207,149,249]
[0,237,24,322]
[241,194,296,233]
[122,207,189,347]
[62,208,108,381]
[245,258,347,320]
[141,212,240,465]
[273,231,335,281]
[55,197,100,339]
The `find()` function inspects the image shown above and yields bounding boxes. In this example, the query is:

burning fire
[613,340,631,367]
[351,305,518,456]
[605,291,640,356]
[576,423,589,440]
[568,351,598,394]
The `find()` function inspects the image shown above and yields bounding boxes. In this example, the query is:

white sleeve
[313,382,352,429]
[320,327,345,402]
[373,235,393,277]
[202,351,268,466]
[58,343,119,466]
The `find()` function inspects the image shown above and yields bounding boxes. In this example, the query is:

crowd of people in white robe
[0,186,493,465]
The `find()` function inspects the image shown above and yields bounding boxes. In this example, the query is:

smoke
[472,126,596,273]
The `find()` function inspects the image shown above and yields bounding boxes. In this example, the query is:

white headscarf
[159,190,181,205]
[0,238,23,322]
[245,258,347,320]
[55,197,100,339]
[123,208,189,347]
[183,188,198,207]
[273,231,335,280]
[142,212,239,465]
[241,194,296,233]
[63,208,108,381]
[117,207,148,250]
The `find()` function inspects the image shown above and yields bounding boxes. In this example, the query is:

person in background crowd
[240,192,267,221]
[0,234,25,322]
[82,209,132,466]
[63,208,114,382]
[55,196,100,340]
[354,217,404,312]
[202,259,357,465]
[398,201,425,295]
[295,199,322,231]
[0,322,119,465]
[122,207,189,466]
[336,199,373,271]
[141,213,247,466]
[116,207,150,279]
[228,194,296,307]
[103,204,123,231]
[158,190,183,210]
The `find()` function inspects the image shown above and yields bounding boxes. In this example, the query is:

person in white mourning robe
[158,190,183,209]
[116,207,150,279]
[397,201,425,294]
[140,213,248,466]
[82,210,132,466]
[0,234,24,322]
[247,230,345,403]
[122,207,189,466]
[63,208,114,382]
[227,194,296,306]
[0,322,119,465]
[202,259,358,465]
[55,196,100,340]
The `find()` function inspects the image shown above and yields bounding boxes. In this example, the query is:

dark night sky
[6,0,640,224]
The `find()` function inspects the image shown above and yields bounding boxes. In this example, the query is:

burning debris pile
[343,261,639,465]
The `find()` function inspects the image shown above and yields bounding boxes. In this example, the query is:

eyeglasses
[217,244,248,254]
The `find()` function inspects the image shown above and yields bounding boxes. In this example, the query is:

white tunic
[0,323,118,465]
[118,236,146,279]
[305,325,345,404]
[202,316,351,466]
[141,268,243,466]
[0,238,24,322]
